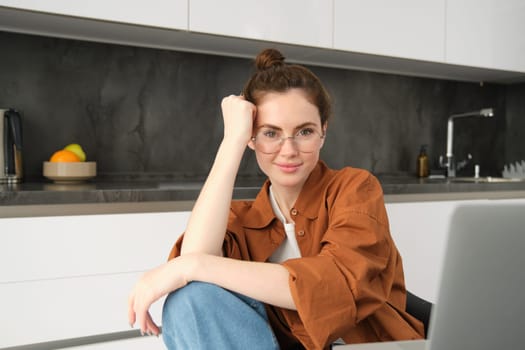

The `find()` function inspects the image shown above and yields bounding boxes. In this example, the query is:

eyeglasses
[251,126,325,154]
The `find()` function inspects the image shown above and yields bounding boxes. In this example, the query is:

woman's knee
[162,282,224,325]
[161,282,279,350]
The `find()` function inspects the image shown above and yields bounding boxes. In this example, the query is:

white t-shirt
[268,185,302,263]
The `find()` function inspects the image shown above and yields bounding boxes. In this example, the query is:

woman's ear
[320,123,328,148]
[248,112,258,151]
[248,138,256,151]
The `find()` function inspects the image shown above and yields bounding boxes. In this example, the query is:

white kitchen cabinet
[1,0,524,82]
[386,198,525,303]
[0,273,163,346]
[386,200,463,303]
[0,0,188,30]
[333,0,445,62]
[446,0,525,73]
[0,211,190,348]
[189,0,333,48]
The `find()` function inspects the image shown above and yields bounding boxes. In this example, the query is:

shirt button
[291,208,298,216]
[298,230,305,236]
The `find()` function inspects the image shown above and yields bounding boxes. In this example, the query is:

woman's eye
[297,128,314,137]
[262,130,278,138]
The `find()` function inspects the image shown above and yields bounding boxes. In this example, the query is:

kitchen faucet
[440,108,494,177]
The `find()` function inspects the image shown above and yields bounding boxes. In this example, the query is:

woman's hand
[221,95,256,145]
[128,256,195,336]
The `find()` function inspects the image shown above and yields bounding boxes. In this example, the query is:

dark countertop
[2,175,525,208]
[0,177,264,207]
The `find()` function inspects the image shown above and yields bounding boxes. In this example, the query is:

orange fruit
[49,149,81,162]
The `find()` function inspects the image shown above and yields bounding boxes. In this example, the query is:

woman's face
[248,89,326,192]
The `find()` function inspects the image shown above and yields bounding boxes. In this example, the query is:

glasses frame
[250,127,325,154]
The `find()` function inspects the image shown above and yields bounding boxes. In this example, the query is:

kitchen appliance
[1,109,23,183]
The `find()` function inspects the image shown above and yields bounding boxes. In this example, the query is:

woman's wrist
[179,252,205,284]
[220,135,250,151]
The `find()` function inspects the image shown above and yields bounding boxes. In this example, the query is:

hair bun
[255,48,285,71]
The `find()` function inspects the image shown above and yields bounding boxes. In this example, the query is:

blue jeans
[162,281,280,350]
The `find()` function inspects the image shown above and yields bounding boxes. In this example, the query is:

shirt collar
[241,161,328,228]
[269,185,288,224]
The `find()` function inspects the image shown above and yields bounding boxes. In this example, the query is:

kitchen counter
[2,176,525,217]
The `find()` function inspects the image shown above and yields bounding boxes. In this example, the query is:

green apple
[64,143,86,162]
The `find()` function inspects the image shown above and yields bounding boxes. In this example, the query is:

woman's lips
[276,163,301,173]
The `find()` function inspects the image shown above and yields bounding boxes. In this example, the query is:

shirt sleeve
[167,209,246,262]
[281,173,400,347]
[167,233,244,261]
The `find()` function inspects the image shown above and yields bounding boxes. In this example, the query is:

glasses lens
[254,128,281,153]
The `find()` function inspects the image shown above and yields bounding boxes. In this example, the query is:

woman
[128,48,424,350]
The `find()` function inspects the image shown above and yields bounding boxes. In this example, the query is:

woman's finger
[128,283,150,334]
[127,292,136,327]
[145,312,160,336]
[135,296,148,335]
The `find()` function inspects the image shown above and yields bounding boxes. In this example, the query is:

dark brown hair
[242,48,332,126]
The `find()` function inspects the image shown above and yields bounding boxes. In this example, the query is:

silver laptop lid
[428,203,525,350]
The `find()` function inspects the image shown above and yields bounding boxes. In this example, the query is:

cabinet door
[334,0,445,62]
[0,273,165,347]
[0,0,188,30]
[0,211,189,348]
[189,0,333,48]
[386,200,463,303]
[0,212,189,283]
[446,0,525,72]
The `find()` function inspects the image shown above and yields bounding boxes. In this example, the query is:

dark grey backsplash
[1,31,523,180]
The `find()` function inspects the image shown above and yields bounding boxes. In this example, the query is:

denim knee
[162,282,217,330]
[161,282,279,350]
[163,282,218,318]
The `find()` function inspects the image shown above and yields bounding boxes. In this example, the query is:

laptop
[336,202,525,350]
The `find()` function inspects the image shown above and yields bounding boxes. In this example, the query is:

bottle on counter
[417,145,429,178]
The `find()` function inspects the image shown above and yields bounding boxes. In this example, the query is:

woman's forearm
[180,139,246,256]
[188,253,296,310]
[128,253,295,334]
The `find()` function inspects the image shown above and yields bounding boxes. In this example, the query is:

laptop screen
[428,202,525,350]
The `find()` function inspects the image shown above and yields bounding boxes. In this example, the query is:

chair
[406,290,433,338]
[331,291,434,348]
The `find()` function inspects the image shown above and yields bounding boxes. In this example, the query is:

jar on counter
[417,145,429,178]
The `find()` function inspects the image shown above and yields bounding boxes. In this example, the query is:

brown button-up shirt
[169,161,424,349]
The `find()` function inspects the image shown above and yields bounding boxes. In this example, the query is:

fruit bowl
[43,161,97,183]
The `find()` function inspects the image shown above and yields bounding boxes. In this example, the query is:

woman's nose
[278,137,299,155]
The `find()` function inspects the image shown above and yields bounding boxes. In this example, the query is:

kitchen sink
[450,176,525,183]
